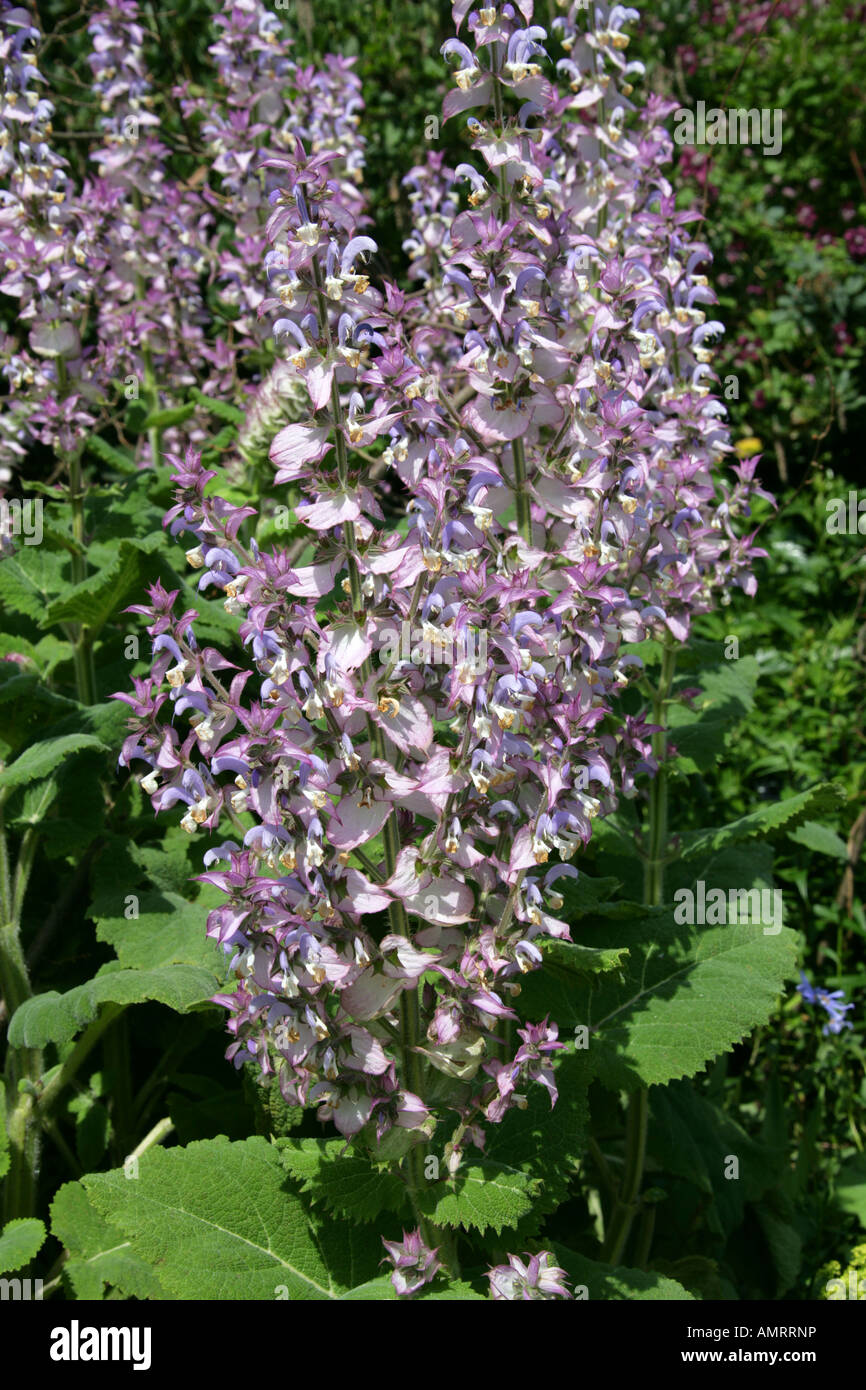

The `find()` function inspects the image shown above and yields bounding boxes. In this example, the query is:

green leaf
[0,733,108,791]
[7,963,223,1048]
[416,1163,539,1234]
[86,434,137,474]
[649,1081,781,1237]
[666,651,759,773]
[10,776,59,827]
[0,552,65,622]
[0,1218,47,1273]
[680,783,845,861]
[50,1182,165,1300]
[482,1052,591,1206]
[787,820,849,859]
[534,936,630,979]
[277,1138,410,1223]
[836,1153,866,1229]
[42,536,162,634]
[188,388,245,424]
[521,913,798,1089]
[90,887,226,975]
[754,1200,802,1296]
[82,1136,381,1300]
[338,1274,398,1300]
[201,425,239,462]
[551,1243,695,1299]
[139,402,197,430]
[0,1089,8,1182]
[419,1280,487,1300]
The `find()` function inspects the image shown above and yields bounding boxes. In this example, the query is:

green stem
[57,355,96,705]
[131,187,162,467]
[644,642,677,909]
[2,1091,39,1225]
[602,640,676,1266]
[67,463,96,705]
[601,1088,648,1266]
[126,1115,174,1163]
[1,809,43,1221]
[512,435,532,543]
[36,1004,125,1118]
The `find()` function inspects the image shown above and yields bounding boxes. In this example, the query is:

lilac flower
[487,1250,572,1300]
[381,1229,442,1298]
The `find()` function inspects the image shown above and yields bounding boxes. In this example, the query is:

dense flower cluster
[116,0,772,1175]
[0,0,366,474]
[0,1,102,473]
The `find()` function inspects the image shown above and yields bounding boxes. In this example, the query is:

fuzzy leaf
[649,1081,781,1237]
[277,1138,410,1223]
[520,912,798,1089]
[482,1053,591,1205]
[189,387,245,424]
[82,1136,381,1300]
[666,654,759,773]
[86,433,137,473]
[416,1163,539,1234]
[90,887,226,975]
[0,1218,47,1273]
[50,1182,165,1300]
[42,536,163,634]
[680,783,845,860]
[7,963,222,1048]
[0,733,108,790]
[836,1153,866,1229]
[786,820,849,859]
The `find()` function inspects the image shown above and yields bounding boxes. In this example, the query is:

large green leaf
[7,963,222,1048]
[0,1089,8,1183]
[787,820,849,859]
[520,912,798,1090]
[0,549,68,621]
[481,1052,591,1206]
[50,1182,165,1300]
[82,1137,382,1300]
[188,387,245,424]
[90,887,226,975]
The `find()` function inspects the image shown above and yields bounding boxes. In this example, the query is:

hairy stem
[1,805,43,1221]
[602,640,676,1266]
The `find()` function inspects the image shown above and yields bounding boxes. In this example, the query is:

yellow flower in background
[734,436,762,457]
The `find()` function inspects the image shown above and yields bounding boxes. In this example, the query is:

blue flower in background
[799,972,855,1036]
